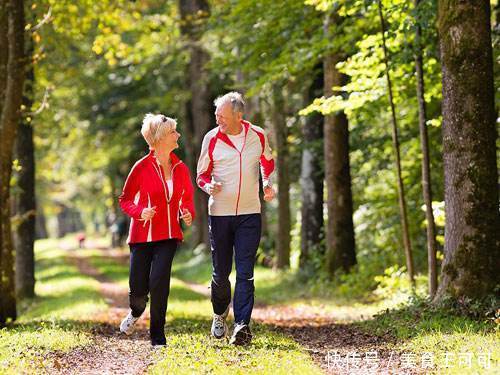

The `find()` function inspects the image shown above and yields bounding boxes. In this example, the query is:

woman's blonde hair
[141,113,176,148]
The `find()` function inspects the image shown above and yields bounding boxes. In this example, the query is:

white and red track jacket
[119,150,195,244]
[196,120,275,216]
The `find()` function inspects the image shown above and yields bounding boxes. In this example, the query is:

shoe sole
[229,331,252,346]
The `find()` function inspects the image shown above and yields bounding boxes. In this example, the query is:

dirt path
[181,279,415,374]
[175,269,415,374]
[53,247,417,375]
[46,251,155,375]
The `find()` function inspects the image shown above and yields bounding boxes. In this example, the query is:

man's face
[215,103,240,134]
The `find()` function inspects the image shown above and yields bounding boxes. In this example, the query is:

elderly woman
[118,113,195,347]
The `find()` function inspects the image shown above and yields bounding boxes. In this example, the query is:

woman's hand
[180,208,192,226]
[141,206,156,221]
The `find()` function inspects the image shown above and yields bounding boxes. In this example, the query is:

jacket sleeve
[196,133,214,194]
[260,129,275,188]
[118,163,145,220]
[180,164,196,220]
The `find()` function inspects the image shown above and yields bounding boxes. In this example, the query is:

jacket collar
[148,149,182,168]
[216,120,250,149]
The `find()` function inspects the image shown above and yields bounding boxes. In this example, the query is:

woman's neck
[154,148,172,166]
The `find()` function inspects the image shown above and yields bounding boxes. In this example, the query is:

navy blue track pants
[209,214,261,325]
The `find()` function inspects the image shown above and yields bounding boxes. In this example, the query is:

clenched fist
[207,181,222,196]
[141,206,156,221]
[180,208,192,226]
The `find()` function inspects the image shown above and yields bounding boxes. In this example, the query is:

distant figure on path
[197,92,275,345]
[118,114,195,347]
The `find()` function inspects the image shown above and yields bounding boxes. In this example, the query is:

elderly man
[197,92,275,345]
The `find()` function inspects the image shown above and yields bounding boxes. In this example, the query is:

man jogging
[196,92,275,345]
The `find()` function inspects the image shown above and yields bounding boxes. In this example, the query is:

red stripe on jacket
[196,120,275,216]
[119,150,195,244]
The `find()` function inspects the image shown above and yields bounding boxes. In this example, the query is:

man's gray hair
[214,92,245,113]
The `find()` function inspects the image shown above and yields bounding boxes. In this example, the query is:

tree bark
[434,0,499,302]
[413,0,438,297]
[377,0,415,286]
[272,87,291,269]
[179,0,211,248]
[300,66,324,267]
[324,16,356,276]
[13,44,35,299]
[0,0,26,326]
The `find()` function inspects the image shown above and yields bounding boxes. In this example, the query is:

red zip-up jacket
[119,150,195,244]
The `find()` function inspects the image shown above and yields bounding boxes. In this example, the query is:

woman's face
[157,127,180,151]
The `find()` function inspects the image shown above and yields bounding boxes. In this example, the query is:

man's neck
[226,122,243,136]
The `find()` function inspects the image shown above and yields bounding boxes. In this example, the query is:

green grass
[4,238,497,374]
[74,243,322,374]
[172,248,405,322]
[173,247,499,373]
[358,300,499,374]
[151,328,319,375]
[0,238,106,374]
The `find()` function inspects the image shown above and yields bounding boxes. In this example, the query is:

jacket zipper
[153,160,181,239]
[234,129,247,215]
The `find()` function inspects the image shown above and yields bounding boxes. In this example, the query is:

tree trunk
[377,0,415,286]
[324,16,356,276]
[179,0,211,248]
[0,0,26,326]
[13,44,35,299]
[300,66,324,267]
[272,87,291,269]
[434,0,499,302]
[414,0,438,297]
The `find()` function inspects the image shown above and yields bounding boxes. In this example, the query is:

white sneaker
[211,306,229,339]
[120,311,139,335]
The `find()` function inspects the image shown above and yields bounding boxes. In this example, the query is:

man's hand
[141,206,156,221]
[207,181,222,195]
[263,186,275,202]
[180,208,193,226]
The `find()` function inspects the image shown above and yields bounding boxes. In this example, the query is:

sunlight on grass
[359,301,499,374]
[404,330,499,374]
[0,325,92,374]
[0,238,105,374]
[21,246,107,321]
[151,329,320,374]
[81,247,321,374]
[172,250,402,322]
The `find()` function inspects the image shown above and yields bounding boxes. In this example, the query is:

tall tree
[413,0,438,297]
[324,13,356,275]
[179,0,212,247]
[272,86,291,269]
[300,66,324,267]
[377,0,415,285]
[13,39,35,299]
[434,0,499,302]
[0,0,26,326]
